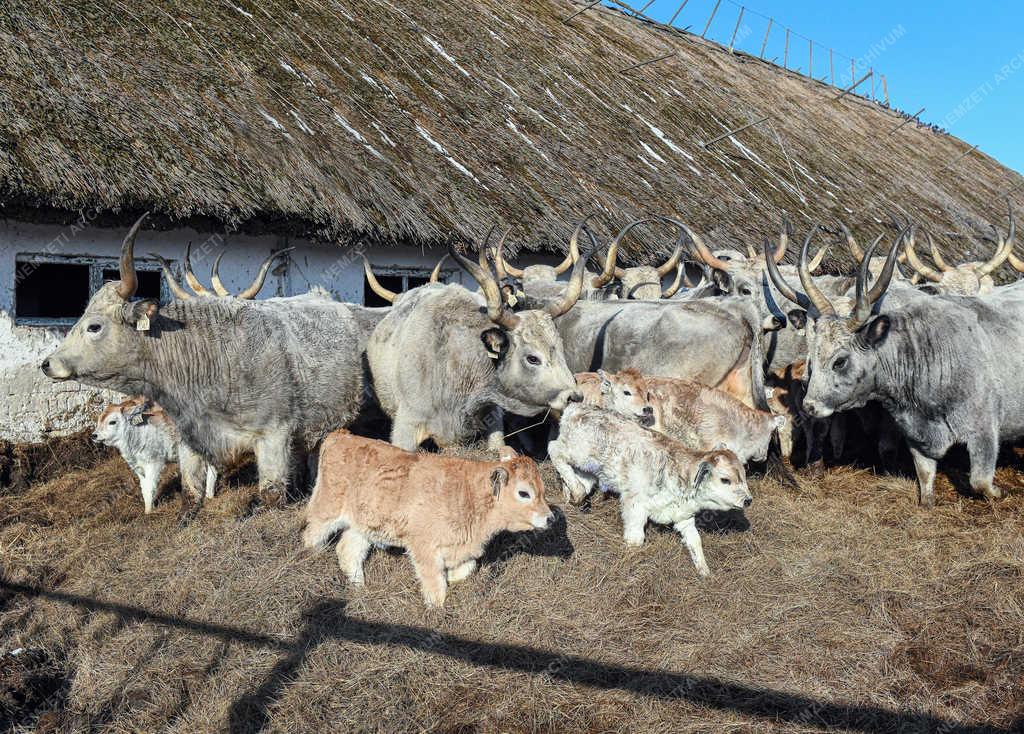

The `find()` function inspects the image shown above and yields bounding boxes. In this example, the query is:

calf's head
[489,453,553,531]
[93,397,150,445]
[598,369,656,427]
[691,448,751,510]
[41,215,157,389]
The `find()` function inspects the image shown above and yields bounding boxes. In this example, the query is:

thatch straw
[0,0,1019,268]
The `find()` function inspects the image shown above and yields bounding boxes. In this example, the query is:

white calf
[93,397,216,513]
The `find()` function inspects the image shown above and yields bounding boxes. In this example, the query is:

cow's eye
[623,390,632,396]
[517,489,531,500]
[525,355,541,366]
[108,420,117,425]
[833,356,848,372]
[740,287,753,296]
[720,477,731,485]
[87,323,102,333]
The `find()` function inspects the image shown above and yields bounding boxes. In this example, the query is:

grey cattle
[767,220,1024,507]
[365,243,589,451]
[552,292,778,410]
[550,404,751,576]
[901,207,1016,296]
[42,214,387,512]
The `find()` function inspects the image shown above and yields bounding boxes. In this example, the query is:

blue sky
[632,0,1024,174]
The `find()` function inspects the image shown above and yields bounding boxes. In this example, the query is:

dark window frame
[362,265,458,306]
[14,254,168,328]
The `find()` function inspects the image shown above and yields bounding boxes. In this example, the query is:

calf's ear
[693,460,713,489]
[498,446,518,462]
[490,467,509,497]
[481,328,509,361]
[858,315,891,349]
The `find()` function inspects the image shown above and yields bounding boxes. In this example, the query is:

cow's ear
[859,315,891,349]
[498,446,517,462]
[693,460,713,490]
[490,467,509,497]
[787,309,807,330]
[712,269,732,293]
[119,300,159,330]
[481,328,509,361]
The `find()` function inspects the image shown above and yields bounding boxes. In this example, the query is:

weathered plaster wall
[0,218,555,443]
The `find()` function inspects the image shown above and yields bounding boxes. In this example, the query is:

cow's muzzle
[550,389,583,411]
[40,357,72,380]
[802,400,834,419]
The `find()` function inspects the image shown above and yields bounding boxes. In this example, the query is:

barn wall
[0,218,556,444]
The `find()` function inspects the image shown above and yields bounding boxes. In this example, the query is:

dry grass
[1,441,1022,733]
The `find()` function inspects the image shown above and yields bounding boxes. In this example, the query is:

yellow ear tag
[136,314,150,332]
[506,293,518,308]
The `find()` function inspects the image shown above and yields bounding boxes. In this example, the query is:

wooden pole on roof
[760,18,772,58]
[702,115,770,148]
[882,74,889,106]
[808,39,813,77]
[669,0,689,26]
[783,28,790,69]
[618,51,676,73]
[728,6,745,52]
[701,0,721,38]
[829,48,834,85]
[563,0,603,24]
[889,106,925,134]
[638,0,658,14]
[870,67,875,100]
[834,70,873,100]
[850,59,855,87]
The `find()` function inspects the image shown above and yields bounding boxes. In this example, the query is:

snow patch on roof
[423,35,471,78]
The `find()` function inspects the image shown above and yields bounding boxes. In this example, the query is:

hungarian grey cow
[42,214,387,514]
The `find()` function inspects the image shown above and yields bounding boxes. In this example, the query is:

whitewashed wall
[0,217,557,443]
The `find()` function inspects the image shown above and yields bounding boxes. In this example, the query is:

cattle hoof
[259,487,286,509]
[918,493,936,510]
[984,485,1003,500]
[695,566,712,578]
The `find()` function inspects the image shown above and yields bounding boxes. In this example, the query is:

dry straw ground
[0,435,1022,733]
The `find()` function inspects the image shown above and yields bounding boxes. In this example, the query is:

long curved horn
[928,234,952,272]
[496,230,527,278]
[210,253,231,297]
[544,233,594,318]
[552,232,577,275]
[1003,201,1024,273]
[808,245,829,272]
[115,213,148,299]
[840,222,864,264]
[655,223,686,277]
[183,242,213,296]
[149,253,192,301]
[976,222,1013,277]
[853,233,884,322]
[798,225,837,318]
[566,213,599,271]
[491,228,513,280]
[361,254,397,303]
[237,248,293,300]
[855,226,909,324]
[478,225,497,274]
[593,218,656,288]
[763,236,810,310]
[661,217,730,271]
[430,254,450,283]
[903,230,943,283]
[770,221,788,263]
[661,262,684,298]
[449,245,520,329]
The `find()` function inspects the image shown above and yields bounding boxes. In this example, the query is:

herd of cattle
[42,207,1024,605]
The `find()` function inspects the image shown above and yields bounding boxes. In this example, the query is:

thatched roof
[0,0,1021,264]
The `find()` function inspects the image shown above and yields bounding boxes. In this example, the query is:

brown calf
[302,431,553,607]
